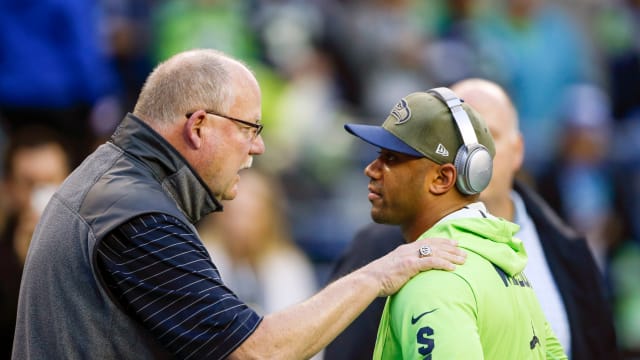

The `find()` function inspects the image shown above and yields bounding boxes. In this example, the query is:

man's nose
[250,135,265,155]
[364,158,381,179]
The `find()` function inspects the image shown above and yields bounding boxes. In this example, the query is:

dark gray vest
[12,114,222,359]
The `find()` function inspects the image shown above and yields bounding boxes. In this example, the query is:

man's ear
[512,132,525,173]
[184,111,207,149]
[430,163,457,195]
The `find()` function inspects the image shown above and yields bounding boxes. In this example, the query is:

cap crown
[382,92,495,164]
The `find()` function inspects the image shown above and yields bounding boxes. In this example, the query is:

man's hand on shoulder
[361,238,467,297]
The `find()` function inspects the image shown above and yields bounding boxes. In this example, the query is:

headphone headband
[426,87,492,195]
[427,87,479,147]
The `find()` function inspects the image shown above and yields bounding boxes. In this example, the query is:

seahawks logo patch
[391,98,411,124]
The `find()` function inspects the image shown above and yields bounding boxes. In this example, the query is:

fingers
[413,237,467,270]
[418,256,458,271]
[373,237,467,297]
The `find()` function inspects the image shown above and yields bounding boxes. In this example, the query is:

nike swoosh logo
[411,309,438,324]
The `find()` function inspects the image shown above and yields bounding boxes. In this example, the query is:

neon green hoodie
[373,203,567,359]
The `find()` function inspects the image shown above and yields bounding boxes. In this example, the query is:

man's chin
[371,208,401,225]
[220,176,241,201]
[221,186,239,201]
[221,190,238,201]
[221,195,234,202]
[370,210,388,224]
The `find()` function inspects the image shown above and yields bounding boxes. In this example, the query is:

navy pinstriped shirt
[97,213,262,359]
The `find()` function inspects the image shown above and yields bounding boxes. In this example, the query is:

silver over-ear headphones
[427,87,493,195]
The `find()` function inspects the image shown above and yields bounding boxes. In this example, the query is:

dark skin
[364,148,478,242]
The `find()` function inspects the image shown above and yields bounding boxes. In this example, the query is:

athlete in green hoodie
[344,88,567,359]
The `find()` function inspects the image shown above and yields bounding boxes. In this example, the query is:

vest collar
[110,113,223,222]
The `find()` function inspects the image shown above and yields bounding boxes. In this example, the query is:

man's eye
[240,126,256,136]
[377,151,396,162]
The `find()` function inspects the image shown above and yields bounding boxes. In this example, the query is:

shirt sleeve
[95,213,262,359]
[390,271,483,359]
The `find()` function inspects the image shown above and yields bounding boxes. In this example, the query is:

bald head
[451,78,519,137]
[129,49,264,202]
[451,78,524,219]
[133,49,257,127]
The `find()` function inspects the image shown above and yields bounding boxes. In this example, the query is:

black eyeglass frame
[186,110,263,139]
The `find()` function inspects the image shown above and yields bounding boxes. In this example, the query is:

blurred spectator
[267,44,368,263]
[236,0,376,266]
[0,126,71,358]
[593,0,640,122]
[418,0,482,86]
[250,0,344,175]
[538,83,618,271]
[324,0,432,118]
[149,0,288,156]
[608,239,640,358]
[609,113,640,249]
[593,5,640,351]
[0,0,121,167]
[471,0,598,179]
[593,0,640,247]
[99,0,156,121]
[151,0,259,63]
[197,168,318,315]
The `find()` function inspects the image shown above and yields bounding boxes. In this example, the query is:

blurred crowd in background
[1,0,639,357]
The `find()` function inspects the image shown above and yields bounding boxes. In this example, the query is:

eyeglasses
[186,110,263,140]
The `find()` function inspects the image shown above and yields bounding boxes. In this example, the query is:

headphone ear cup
[454,144,493,195]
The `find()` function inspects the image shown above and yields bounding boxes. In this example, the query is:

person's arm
[230,237,466,359]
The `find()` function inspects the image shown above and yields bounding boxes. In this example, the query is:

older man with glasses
[12,49,467,360]
[186,110,264,139]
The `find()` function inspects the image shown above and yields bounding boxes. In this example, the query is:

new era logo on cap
[435,143,449,157]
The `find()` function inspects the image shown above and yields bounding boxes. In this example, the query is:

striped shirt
[96,213,262,359]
